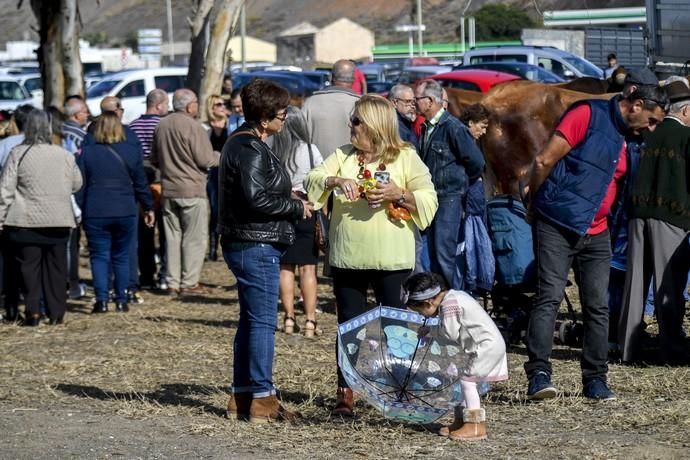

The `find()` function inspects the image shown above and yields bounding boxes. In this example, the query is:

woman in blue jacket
[77,112,154,313]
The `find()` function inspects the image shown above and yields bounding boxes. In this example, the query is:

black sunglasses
[350,116,362,127]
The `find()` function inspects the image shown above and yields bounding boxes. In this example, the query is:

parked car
[86,67,187,123]
[461,46,604,80]
[0,76,34,111]
[397,65,453,85]
[367,81,394,95]
[357,63,402,83]
[295,70,331,90]
[453,62,564,83]
[232,71,320,97]
[13,73,43,108]
[429,69,521,93]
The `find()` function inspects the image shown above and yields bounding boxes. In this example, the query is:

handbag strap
[306,142,315,169]
[104,145,133,185]
[15,143,35,170]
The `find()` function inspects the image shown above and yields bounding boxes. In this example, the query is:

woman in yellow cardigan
[305,94,438,417]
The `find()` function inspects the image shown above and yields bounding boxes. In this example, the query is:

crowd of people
[0,57,689,441]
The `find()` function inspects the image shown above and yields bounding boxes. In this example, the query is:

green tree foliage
[458,4,537,42]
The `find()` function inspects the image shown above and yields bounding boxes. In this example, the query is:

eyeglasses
[213,102,225,107]
[394,98,415,106]
[415,96,432,103]
[350,115,362,127]
[274,111,288,121]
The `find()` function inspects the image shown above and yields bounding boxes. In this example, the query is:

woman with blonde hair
[305,94,438,416]
[77,112,154,314]
[203,94,229,261]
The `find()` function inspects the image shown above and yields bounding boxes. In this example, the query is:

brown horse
[446,81,611,196]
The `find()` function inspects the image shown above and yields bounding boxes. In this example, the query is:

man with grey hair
[151,88,219,296]
[618,80,690,364]
[415,79,485,289]
[63,97,89,153]
[302,59,360,158]
[388,84,418,151]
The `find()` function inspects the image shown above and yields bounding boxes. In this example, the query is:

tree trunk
[60,0,83,99]
[185,0,214,95]
[198,0,243,122]
[30,0,64,108]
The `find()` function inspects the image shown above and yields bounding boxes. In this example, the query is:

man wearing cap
[606,68,661,352]
[524,85,668,401]
[618,81,690,364]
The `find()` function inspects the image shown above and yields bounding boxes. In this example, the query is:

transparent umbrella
[337,306,473,424]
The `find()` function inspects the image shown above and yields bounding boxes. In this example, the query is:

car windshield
[562,56,604,78]
[23,77,42,93]
[86,79,121,98]
[0,81,28,100]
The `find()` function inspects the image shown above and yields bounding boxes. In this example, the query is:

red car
[428,69,521,93]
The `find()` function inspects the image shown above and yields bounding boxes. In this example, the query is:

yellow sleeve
[402,148,438,231]
[304,146,347,211]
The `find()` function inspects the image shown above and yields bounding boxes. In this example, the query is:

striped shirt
[62,120,86,154]
[129,114,161,158]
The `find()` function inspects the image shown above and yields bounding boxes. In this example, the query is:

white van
[86,67,188,124]
[461,46,604,80]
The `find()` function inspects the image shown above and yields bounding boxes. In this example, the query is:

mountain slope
[0,0,643,50]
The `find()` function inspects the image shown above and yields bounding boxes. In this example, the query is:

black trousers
[68,227,81,285]
[332,267,410,388]
[138,207,167,285]
[6,241,68,320]
[524,218,611,383]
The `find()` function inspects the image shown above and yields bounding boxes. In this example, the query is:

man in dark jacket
[415,79,485,289]
[618,81,690,364]
[525,85,667,402]
[389,84,419,151]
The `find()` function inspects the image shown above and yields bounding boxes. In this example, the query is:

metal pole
[408,31,413,58]
[460,16,465,53]
[416,0,423,56]
[240,2,246,71]
[469,16,476,48]
[166,0,174,62]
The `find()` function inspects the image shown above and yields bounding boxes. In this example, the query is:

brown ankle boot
[248,395,302,423]
[226,393,252,421]
[438,406,464,436]
[449,408,487,441]
[330,387,354,417]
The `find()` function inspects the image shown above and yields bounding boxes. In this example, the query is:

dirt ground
[2,257,690,460]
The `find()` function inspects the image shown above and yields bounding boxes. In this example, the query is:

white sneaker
[68,283,87,299]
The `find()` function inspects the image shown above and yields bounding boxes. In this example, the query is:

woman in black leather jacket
[218,79,313,423]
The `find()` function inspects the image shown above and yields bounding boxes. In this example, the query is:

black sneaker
[527,371,558,400]
[583,378,616,401]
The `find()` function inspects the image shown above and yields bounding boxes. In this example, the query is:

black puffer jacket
[217,126,304,245]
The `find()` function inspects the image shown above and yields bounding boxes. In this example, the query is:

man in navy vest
[524,85,668,401]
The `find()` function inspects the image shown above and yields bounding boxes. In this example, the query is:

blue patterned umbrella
[337,306,473,424]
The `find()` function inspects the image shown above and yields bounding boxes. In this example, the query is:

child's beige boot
[438,405,464,436]
[448,408,487,441]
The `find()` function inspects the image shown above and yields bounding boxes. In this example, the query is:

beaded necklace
[356,152,386,199]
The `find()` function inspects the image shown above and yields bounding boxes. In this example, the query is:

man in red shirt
[524,85,667,401]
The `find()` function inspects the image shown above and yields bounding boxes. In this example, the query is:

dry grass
[2,258,690,459]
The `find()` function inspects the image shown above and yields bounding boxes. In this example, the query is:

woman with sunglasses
[219,79,313,423]
[202,94,230,261]
[305,94,438,417]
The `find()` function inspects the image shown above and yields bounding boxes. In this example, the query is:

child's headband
[402,285,441,304]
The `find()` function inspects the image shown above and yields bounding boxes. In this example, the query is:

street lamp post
[395,24,427,58]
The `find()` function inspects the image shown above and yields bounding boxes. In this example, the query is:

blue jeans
[525,219,611,382]
[224,242,283,397]
[428,195,464,289]
[84,216,137,303]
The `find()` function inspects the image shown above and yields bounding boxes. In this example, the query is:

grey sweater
[0,143,83,229]
[302,86,360,159]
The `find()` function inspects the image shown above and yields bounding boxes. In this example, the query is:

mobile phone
[374,171,390,184]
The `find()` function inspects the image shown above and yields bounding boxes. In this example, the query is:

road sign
[395,24,426,32]
[138,28,162,62]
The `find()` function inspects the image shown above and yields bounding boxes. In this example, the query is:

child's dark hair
[403,272,446,302]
